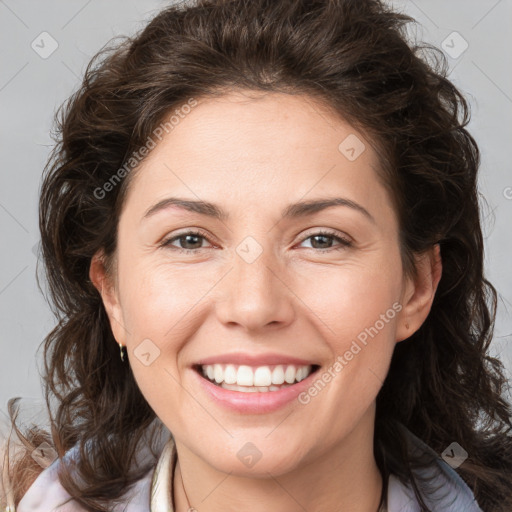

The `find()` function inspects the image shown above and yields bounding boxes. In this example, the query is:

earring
[119,342,126,362]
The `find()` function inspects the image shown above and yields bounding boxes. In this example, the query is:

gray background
[1,0,511,416]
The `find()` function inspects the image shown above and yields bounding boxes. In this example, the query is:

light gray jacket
[12,426,483,511]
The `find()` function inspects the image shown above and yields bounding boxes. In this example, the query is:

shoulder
[17,445,155,512]
[386,426,483,511]
[16,434,162,512]
[17,448,86,512]
[2,398,170,511]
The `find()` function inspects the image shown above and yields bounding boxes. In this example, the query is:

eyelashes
[160,229,353,254]
[161,229,211,253]
[299,230,353,251]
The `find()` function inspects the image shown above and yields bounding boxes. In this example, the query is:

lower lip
[193,367,319,414]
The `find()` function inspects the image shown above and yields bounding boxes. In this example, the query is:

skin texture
[90,91,442,512]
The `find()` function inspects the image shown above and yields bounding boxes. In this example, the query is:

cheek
[293,257,402,347]
[122,265,190,411]
[295,263,401,428]
[292,257,401,409]
[120,259,206,335]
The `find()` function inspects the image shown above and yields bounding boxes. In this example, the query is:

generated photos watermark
[297,301,403,405]
[93,97,198,200]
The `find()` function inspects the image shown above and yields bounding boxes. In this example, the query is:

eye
[160,228,353,254]
[160,229,213,253]
[298,230,353,251]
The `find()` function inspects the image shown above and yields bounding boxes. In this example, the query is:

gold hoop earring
[119,343,126,362]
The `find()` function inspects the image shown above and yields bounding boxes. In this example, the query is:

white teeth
[220,382,293,392]
[237,365,254,386]
[214,364,223,383]
[284,365,296,384]
[199,363,314,389]
[271,366,285,384]
[254,367,272,387]
[224,364,237,384]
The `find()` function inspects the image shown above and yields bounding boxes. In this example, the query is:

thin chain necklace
[150,438,386,512]
[177,459,193,510]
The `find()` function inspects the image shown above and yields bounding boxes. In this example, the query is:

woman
[2,0,511,510]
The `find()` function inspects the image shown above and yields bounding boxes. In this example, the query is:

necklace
[177,459,193,510]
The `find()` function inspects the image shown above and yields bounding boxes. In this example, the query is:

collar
[149,429,482,512]
[150,435,177,511]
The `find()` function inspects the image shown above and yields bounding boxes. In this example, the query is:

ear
[89,250,127,346]
[395,243,442,342]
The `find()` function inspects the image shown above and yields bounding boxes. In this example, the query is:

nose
[215,238,295,334]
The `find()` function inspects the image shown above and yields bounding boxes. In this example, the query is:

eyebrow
[142,196,375,224]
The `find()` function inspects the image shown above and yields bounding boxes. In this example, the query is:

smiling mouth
[193,363,321,392]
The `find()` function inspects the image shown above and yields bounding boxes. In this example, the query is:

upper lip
[193,352,319,367]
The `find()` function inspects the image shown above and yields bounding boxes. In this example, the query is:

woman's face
[92,91,440,477]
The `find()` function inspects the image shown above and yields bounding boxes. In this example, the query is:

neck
[172,412,384,512]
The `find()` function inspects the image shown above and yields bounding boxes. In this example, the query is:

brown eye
[299,231,352,251]
[161,230,212,253]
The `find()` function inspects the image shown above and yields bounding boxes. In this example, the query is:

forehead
[122,91,394,225]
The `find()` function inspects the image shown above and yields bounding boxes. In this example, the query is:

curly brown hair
[4,0,512,510]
